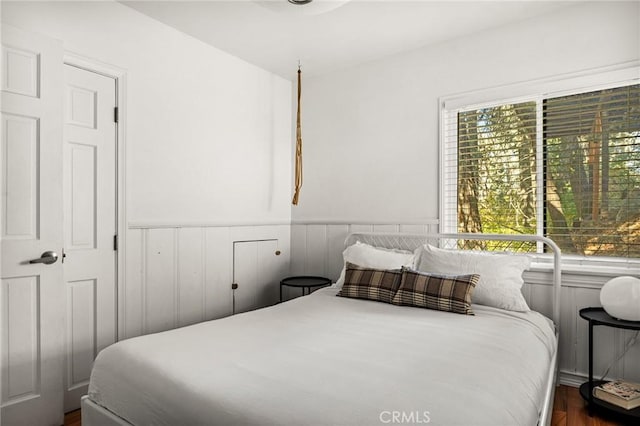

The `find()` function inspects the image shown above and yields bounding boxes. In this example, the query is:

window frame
[439,62,640,271]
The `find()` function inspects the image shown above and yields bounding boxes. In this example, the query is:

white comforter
[88,288,556,426]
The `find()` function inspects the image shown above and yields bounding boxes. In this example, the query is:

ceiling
[122,0,577,80]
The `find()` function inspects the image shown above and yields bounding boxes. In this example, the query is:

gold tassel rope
[292,65,303,205]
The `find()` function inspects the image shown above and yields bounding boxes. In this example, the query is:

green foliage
[457,85,640,258]
[458,102,537,240]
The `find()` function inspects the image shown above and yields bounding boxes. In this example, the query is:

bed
[82,233,561,426]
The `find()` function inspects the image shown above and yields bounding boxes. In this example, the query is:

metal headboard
[344,232,562,329]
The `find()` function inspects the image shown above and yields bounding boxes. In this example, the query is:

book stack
[593,380,640,410]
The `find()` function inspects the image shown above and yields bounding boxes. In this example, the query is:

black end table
[280,276,331,302]
[579,307,640,423]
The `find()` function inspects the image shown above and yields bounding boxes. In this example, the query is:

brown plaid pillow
[337,262,402,304]
[392,268,478,315]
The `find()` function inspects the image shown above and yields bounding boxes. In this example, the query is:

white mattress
[88,288,556,426]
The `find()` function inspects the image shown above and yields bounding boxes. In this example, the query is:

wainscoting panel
[177,228,205,327]
[123,228,143,339]
[326,225,350,281]
[290,221,439,282]
[289,225,306,277]
[204,227,232,320]
[305,225,328,277]
[574,287,610,379]
[120,224,290,340]
[289,221,640,386]
[144,228,177,335]
[623,329,640,382]
[559,286,575,381]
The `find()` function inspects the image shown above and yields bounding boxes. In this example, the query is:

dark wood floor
[551,385,621,426]
[64,385,621,426]
[64,409,81,426]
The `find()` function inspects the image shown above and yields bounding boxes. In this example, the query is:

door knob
[29,251,59,265]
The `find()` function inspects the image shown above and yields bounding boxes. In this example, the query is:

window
[442,82,640,258]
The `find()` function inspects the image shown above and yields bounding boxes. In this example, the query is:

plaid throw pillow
[392,268,478,315]
[337,262,402,304]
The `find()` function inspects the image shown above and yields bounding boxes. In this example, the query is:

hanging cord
[599,330,640,381]
[292,63,303,205]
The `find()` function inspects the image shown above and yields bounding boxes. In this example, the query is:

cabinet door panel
[233,240,283,314]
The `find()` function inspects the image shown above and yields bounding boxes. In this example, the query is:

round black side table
[578,307,640,423]
[280,276,331,302]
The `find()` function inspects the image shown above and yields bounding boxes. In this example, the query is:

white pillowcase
[334,242,415,289]
[416,244,531,312]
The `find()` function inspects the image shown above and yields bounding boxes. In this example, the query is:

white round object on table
[600,276,640,321]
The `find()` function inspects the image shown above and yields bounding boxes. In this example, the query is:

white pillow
[416,244,531,312]
[334,242,415,289]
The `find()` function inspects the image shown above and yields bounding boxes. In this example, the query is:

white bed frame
[82,232,561,426]
[345,232,561,426]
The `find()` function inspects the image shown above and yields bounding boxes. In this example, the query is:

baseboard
[559,370,588,388]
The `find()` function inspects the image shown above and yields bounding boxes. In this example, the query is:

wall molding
[524,270,625,289]
[128,219,442,229]
[129,219,440,229]
[128,220,291,229]
[291,219,440,226]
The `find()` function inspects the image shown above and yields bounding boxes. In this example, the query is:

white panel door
[1,25,64,425]
[233,240,284,314]
[62,65,117,412]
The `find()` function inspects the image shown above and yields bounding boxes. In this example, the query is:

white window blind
[441,82,640,258]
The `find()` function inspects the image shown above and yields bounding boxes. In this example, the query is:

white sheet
[88,288,556,426]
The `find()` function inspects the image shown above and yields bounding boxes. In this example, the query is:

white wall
[1,1,293,337]
[2,0,292,225]
[292,1,640,223]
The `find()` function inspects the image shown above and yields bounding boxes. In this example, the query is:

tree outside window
[455,84,640,258]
